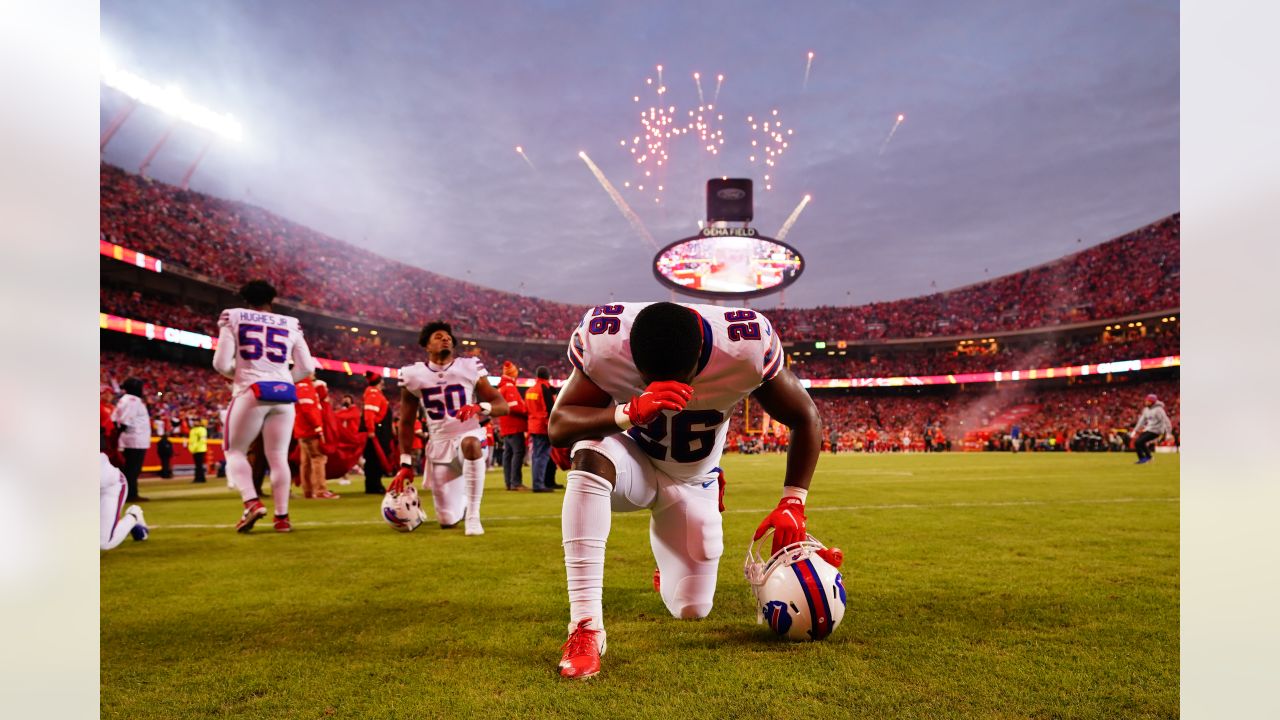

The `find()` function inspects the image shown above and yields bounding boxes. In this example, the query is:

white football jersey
[398,357,489,440]
[566,302,784,482]
[215,308,313,396]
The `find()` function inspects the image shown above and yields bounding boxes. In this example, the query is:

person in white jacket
[1131,393,1173,465]
[110,377,151,502]
[212,280,316,533]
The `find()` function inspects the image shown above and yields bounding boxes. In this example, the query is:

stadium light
[100,48,243,141]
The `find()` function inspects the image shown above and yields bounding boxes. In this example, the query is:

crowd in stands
[768,215,1179,340]
[101,351,229,431]
[102,162,1177,343]
[103,280,1178,381]
[103,343,1177,458]
[788,325,1180,378]
[101,163,587,339]
[725,378,1179,453]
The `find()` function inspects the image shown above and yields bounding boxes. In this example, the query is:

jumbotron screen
[652,227,804,300]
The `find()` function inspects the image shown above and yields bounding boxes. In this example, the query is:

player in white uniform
[550,301,823,679]
[100,451,148,550]
[393,321,508,536]
[212,281,316,533]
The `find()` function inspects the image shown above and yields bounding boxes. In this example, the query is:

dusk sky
[100,0,1178,309]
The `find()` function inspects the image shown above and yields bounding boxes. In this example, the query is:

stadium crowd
[102,163,1177,343]
[102,282,1177,381]
[725,378,1179,453]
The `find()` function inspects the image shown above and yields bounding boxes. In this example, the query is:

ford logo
[716,188,747,200]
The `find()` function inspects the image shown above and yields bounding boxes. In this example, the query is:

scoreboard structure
[651,179,805,300]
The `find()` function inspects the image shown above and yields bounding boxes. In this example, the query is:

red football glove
[388,465,414,494]
[816,547,844,568]
[754,497,807,554]
[623,381,694,426]
[716,468,726,513]
[454,403,487,422]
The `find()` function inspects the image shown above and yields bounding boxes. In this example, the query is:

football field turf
[101,452,1179,719]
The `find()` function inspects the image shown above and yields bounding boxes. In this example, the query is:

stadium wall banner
[100,239,162,273]
[101,313,1179,388]
[798,355,1180,388]
[652,227,804,300]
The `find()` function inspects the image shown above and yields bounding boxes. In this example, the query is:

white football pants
[100,454,139,551]
[562,433,724,632]
[422,429,487,527]
[224,391,295,516]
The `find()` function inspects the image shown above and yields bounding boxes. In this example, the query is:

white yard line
[153,496,1178,530]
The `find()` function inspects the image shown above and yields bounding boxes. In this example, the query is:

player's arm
[396,390,418,466]
[474,377,508,417]
[390,388,419,491]
[750,366,823,552]
[290,328,316,382]
[211,317,236,378]
[455,377,508,421]
[547,369,618,447]
[752,367,822,491]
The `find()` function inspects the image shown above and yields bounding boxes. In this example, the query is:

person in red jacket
[525,365,557,492]
[294,375,338,499]
[497,361,530,491]
[362,372,391,494]
[865,426,879,453]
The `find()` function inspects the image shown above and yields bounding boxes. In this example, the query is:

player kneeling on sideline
[101,449,149,550]
[213,280,316,533]
[550,301,823,679]
[393,321,508,536]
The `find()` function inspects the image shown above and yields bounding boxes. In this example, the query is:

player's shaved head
[239,280,276,307]
[631,302,702,383]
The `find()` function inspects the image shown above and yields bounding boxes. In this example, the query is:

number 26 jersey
[566,302,784,483]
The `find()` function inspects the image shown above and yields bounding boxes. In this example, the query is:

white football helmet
[381,484,426,532]
[745,531,847,641]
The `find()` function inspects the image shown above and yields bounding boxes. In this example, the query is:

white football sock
[563,469,612,635]
[463,456,484,522]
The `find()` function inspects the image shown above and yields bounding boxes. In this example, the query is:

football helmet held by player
[744,530,846,641]
[381,484,427,532]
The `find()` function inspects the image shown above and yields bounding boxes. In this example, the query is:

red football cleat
[235,499,267,533]
[558,619,605,680]
[273,514,293,533]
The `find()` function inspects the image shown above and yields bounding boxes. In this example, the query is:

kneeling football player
[550,302,823,679]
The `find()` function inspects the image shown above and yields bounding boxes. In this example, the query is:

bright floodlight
[101,51,243,141]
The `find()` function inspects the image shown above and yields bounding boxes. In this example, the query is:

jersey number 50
[421,384,468,421]
[627,409,725,463]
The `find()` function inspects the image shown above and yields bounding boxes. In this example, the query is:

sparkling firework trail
[879,113,905,156]
[746,108,791,190]
[775,194,812,241]
[803,51,815,90]
[514,145,535,170]
[713,74,724,104]
[693,72,704,104]
[578,151,658,250]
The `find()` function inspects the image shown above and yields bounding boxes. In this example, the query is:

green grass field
[101,452,1178,719]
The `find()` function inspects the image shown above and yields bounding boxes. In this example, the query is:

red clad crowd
[726,379,1179,454]
[102,163,1177,343]
[103,281,1177,382]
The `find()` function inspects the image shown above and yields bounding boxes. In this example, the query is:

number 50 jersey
[398,358,488,441]
[566,302,785,483]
